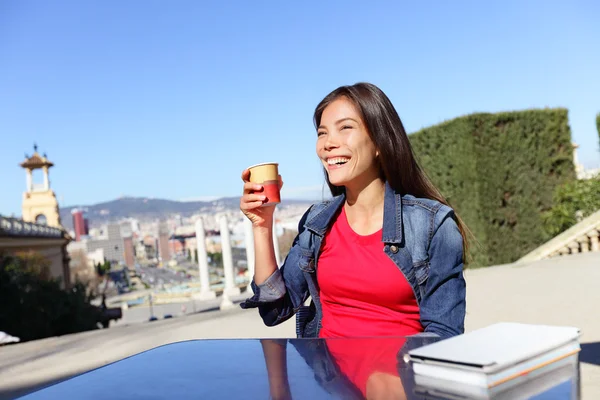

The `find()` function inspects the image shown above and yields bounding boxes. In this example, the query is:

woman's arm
[240,207,313,326]
[419,208,467,338]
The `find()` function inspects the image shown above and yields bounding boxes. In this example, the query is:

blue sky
[1,1,599,216]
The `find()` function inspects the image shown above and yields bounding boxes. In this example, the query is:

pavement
[112,293,250,325]
[1,252,599,399]
[463,251,600,399]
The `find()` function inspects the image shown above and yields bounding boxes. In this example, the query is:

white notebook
[406,322,581,388]
[414,360,577,400]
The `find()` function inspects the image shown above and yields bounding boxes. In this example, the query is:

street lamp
[148,294,157,322]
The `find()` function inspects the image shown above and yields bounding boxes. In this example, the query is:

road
[136,264,190,287]
[113,293,251,325]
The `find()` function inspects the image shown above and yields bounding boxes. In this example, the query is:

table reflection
[18,336,576,400]
[262,336,439,400]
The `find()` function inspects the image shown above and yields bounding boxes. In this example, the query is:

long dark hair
[313,82,470,260]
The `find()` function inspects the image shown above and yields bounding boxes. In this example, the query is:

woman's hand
[240,169,283,228]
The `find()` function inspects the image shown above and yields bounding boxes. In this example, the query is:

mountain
[59,196,314,230]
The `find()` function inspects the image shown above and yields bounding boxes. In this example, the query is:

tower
[20,144,63,228]
[71,209,88,241]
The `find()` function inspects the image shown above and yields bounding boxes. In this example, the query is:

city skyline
[2,1,600,215]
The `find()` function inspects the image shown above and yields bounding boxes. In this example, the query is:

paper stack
[406,322,581,399]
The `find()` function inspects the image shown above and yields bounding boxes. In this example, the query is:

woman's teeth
[327,157,350,165]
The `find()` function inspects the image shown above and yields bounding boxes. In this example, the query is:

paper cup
[248,162,280,206]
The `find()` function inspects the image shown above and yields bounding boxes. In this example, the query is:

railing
[517,209,600,263]
[0,215,65,238]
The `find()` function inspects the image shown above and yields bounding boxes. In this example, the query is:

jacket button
[390,245,399,254]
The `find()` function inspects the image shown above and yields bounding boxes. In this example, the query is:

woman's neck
[345,178,385,209]
[343,178,385,234]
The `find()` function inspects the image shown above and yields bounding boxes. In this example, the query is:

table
[18,336,579,399]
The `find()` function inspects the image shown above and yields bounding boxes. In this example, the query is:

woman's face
[316,97,379,188]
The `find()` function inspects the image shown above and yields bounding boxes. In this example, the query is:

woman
[240,82,467,340]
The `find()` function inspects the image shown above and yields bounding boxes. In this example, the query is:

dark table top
[18,336,578,400]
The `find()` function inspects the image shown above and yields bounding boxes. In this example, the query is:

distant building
[141,235,157,260]
[20,146,63,228]
[1,215,72,288]
[573,143,600,180]
[71,209,89,241]
[1,146,72,288]
[157,221,171,264]
[123,236,135,267]
[87,223,129,265]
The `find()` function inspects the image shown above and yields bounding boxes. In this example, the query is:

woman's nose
[324,133,340,151]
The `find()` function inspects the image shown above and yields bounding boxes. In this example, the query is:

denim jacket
[240,181,466,339]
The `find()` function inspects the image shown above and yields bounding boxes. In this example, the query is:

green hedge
[409,109,575,267]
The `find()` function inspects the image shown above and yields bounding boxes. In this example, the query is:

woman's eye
[317,131,326,137]
[341,125,352,130]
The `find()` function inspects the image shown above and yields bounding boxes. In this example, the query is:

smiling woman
[240,82,468,343]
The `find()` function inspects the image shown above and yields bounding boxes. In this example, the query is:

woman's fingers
[241,200,265,211]
[243,193,267,203]
[243,181,263,194]
[241,193,266,212]
[241,169,251,182]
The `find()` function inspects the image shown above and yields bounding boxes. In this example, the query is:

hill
[60,196,314,230]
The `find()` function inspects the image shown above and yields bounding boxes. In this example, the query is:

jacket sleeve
[239,207,313,327]
[419,208,466,338]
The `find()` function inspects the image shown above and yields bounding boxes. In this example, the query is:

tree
[0,252,100,343]
[596,112,600,148]
[542,176,600,238]
[278,229,298,261]
[71,249,90,280]
[207,252,222,267]
[95,260,111,277]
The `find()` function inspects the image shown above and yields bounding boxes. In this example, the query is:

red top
[318,206,423,339]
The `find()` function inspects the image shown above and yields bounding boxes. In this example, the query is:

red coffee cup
[248,162,280,207]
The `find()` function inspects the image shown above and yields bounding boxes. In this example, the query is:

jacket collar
[304,181,404,244]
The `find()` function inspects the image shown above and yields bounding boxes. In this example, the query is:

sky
[1,1,599,216]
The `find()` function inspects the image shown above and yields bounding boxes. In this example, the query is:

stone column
[43,166,50,190]
[273,219,281,267]
[589,230,600,252]
[26,168,32,192]
[558,247,569,256]
[193,218,215,300]
[244,217,255,294]
[219,215,240,301]
[577,236,590,253]
[567,241,580,255]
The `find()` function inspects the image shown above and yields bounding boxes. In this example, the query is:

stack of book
[405,322,581,399]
